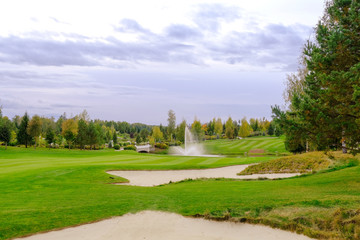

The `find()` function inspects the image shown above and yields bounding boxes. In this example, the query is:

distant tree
[62,119,78,150]
[78,109,90,122]
[56,113,66,135]
[159,124,168,141]
[140,128,149,143]
[45,128,55,146]
[233,120,239,137]
[27,115,42,149]
[12,115,22,129]
[167,109,176,141]
[95,124,105,146]
[17,112,31,148]
[87,122,98,150]
[152,126,163,143]
[250,118,260,132]
[176,120,186,143]
[0,117,12,149]
[214,118,223,138]
[207,118,216,136]
[76,119,88,149]
[105,129,112,142]
[136,135,142,144]
[267,122,275,136]
[238,117,252,138]
[191,118,204,141]
[112,131,118,144]
[225,117,235,139]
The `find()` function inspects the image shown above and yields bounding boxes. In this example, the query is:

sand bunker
[108,165,300,186]
[16,211,313,240]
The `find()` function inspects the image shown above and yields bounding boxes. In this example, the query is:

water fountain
[169,126,216,156]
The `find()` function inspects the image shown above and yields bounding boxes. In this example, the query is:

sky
[0,0,325,124]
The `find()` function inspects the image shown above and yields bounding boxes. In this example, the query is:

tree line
[0,108,277,150]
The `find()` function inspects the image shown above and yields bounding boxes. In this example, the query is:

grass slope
[239,151,359,175]
[203,137,288,156]
[1,146,360,240]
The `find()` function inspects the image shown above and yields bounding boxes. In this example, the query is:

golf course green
[1,137,360,240]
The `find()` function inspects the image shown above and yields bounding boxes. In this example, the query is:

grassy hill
[1,146,360,239]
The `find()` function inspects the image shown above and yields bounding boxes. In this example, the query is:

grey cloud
[193,4,241,32]
[206,23,312,70]
[0,32,201,67]
[0,36,97,66]
[0,12,312,71]
[165,24,202,40]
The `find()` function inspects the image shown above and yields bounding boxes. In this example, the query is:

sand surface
[108,165,300,186]
[16,211,313,240]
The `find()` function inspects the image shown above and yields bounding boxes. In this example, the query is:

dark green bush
[114,144,120,150]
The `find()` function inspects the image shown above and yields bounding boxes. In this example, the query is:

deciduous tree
[225,117,235,139]
[27,115,42,149]
[62,119,78,150]
[167,109,176,141]
[238,117,252,138]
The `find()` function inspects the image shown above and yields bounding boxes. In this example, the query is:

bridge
[135,144,154,153]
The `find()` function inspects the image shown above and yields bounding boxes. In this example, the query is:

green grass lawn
[203,136,288,156]
[1,145,360,240]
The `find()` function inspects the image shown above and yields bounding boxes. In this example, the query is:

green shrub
[124,145,136,151]
[155,142,169,149]
[114,144,120,150]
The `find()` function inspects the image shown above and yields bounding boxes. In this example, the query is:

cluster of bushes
[204,135,218,140]
[154,142,169,149]
[167,141,182,146]
[124,145,136,151]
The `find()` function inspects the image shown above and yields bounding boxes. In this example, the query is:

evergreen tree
[76,119,88,149]
[17,112,31,148]
[297,0,360,154]
[267,122,275,136]
[87,122,98,150]
[0,117,12,149]
[139,128,149,143]
[112,131,118,144]
[136,135,142,144]
[45,128,55,146]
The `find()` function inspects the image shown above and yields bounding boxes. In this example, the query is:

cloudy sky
[0,0,325,124]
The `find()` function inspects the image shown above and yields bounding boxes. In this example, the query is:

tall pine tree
[17,112,31,148]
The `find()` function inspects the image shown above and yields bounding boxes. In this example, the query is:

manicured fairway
[203,137,288,155]
[1,146,360,240]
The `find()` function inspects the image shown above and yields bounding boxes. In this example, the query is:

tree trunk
[342,131,347,154]
[306,140,309,153]
[5,142,7,150]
